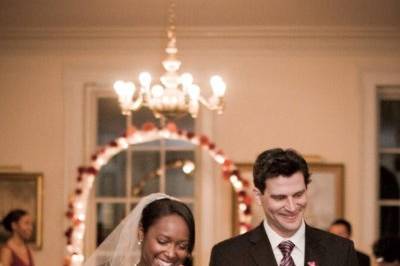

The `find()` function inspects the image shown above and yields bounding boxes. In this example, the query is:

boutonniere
[307,261,317,266]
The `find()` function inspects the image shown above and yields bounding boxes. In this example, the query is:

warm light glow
[230,175,239,183]
[75,201,84,210]
[151,85,164,97]
[210,75,226,97]
[117,138,129,149]
[215,154,225,164]
[112,0,227,118]
[95,157,106,168]
[139,72,152,88]
[76,213,85,221]
[114,81,135,97]
[113,80,125,93]
[187,84,200,99]
[182,161,195,174]
[233,180,243,191]
[180,73,193,87]
[239,203,247,211]
[71,254,84,265]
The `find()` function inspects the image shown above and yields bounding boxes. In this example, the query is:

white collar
[263,219,306,254]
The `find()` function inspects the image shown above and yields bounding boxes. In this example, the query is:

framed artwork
[305,163,344,229]
[234,162,344,233]
[0,172,43,249]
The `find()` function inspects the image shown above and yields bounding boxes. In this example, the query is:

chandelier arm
[130,96,144,111]
[198,95,219,110]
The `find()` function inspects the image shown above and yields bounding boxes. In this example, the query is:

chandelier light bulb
[187,84,200,99]
[139,72,152,88]
[113,80,136,98]
[113,80,125,95]
[151,84,164,97]
[162,58,181,72]
[210,75,226,97]
[126,82,135,92]
[180,73,194,87]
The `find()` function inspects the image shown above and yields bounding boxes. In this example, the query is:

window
[94,96,196,246]
[378,86,400,237]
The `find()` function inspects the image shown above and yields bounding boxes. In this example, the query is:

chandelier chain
[167,0,177,46]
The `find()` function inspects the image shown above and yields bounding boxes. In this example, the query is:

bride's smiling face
[140,214,190,266]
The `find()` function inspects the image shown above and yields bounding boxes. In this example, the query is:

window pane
[130,107,160,128]
[96,203,125,246]
[97,98,126,145]
[132,140,195,149]
[165,151,195,197]
[96,152,126,197]
[165,139,196,149]
[130,108,194,131]
[131,151,160,197]
[174,114,195,132]
[379,100,400,148]
[133,140,161,149]
[380,206,400,237]
[379,154,400,199]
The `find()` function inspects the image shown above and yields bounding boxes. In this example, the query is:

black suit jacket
[209,223,359,266]
[356,250,370,266]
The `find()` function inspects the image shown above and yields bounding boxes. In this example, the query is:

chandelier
[113,0,227,118]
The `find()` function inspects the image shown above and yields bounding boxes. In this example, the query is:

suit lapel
[247,223,329,266]
[304,225,327,266]
[248,224,278,266]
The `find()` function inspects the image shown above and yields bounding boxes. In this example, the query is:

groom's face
[255,171,307,238]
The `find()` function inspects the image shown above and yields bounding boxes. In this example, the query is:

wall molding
[1,26,399,40]
[1,26,399,56]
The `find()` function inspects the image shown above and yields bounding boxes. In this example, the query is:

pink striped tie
[278,240,295,266]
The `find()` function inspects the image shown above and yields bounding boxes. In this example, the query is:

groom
[209,148,358,266]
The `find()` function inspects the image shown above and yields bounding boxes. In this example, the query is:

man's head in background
[328,218,352,238]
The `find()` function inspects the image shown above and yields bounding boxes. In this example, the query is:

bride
[84,193,195,266]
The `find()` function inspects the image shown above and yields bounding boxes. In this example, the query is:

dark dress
[5,245,34,266]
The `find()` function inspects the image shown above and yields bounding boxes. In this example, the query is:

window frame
[361,71,400,250]
[377,86,400,237]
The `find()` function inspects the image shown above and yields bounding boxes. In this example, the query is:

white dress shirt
[263,219,305,266]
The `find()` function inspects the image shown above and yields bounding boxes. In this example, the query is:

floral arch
[63,122,253,266]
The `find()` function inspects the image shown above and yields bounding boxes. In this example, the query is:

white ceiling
[1,0,399,30]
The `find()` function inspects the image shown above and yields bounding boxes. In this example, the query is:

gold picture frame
[306,163,344,229]
[233,162,344,234]
[0,172,43,249]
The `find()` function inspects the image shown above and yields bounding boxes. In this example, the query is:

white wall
[0,28,399,265]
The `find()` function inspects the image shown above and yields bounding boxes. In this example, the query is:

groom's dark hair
[253,148,311,193]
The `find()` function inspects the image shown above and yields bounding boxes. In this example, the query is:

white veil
[83,193,175,266]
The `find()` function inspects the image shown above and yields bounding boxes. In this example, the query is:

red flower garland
[63,122,253,266]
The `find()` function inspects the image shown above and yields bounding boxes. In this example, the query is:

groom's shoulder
[213,231,251,250]
[306,224,355,247]
[212,225,263,252]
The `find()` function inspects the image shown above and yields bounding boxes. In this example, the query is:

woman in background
[84,193,195,266]
[373,236,400,266]
[0,209,34,266]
